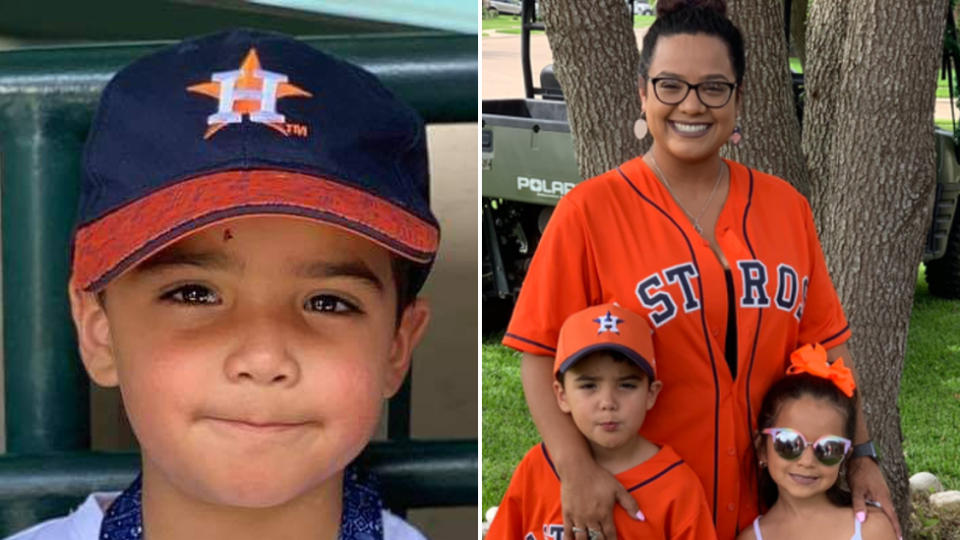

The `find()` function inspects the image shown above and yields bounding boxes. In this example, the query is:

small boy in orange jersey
[488,303,716,540]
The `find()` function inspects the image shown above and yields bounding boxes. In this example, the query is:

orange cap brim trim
[72,170,439,290]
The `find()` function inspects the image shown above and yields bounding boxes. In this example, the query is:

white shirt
[4,491,427,540]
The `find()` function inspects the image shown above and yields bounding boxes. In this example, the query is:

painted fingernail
[635,510,646,521]
[856,511,865,523]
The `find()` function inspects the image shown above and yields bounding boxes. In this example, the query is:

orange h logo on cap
[187,48,312,139]
[593,310,624,334]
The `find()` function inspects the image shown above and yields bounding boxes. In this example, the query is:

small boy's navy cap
[73,28,439,292]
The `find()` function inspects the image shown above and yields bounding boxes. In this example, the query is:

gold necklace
[648,155,724,235]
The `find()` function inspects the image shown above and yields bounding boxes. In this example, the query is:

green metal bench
[0,32,476,535]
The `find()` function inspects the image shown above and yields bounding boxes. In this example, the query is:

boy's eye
[620,382,638,389]
[305,294,359,314]
[160,284,221,305]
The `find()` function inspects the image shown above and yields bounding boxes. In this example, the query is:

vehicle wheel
[487,7,498,17]
[926,207,960,298]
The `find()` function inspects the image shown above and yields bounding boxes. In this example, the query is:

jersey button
[727,503,736,512]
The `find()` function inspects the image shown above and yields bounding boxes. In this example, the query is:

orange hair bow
[786,343,856,398]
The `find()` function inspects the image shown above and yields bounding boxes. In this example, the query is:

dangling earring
[758,460,766,468]
[634,111,648,140]
[729,125,742,146]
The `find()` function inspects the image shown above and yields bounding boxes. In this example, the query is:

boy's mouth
[206,417,312,434]
[598,421,620,432]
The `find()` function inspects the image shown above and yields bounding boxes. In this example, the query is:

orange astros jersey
[503,157,850,540]
[487,444,716,540]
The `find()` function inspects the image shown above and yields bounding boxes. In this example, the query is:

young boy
[486,303,716,540]
[6,28,439,540]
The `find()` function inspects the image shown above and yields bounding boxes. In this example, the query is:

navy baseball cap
[72,28,439,292]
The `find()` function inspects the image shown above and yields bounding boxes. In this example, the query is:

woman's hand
[560,458,641,540]
[848,456,902,540]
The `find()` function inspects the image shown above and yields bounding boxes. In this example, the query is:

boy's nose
[224,311,300,387]
[598,389,618,410]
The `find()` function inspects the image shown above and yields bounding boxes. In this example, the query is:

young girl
[738,344,897,540]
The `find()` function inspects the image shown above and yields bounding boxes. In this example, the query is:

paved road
[482,30,956,121]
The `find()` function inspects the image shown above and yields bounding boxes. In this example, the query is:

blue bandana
[100,465,384,540]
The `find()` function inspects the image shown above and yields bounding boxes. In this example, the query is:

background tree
[539,0,948,531]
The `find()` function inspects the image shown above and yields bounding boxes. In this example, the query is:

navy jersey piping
[625,460,685,492]
[616,166,721,525]
[741,168,762,438]
[505,333,558,354]
[542,444,686,496]
[541,442,560,480]
[820,324,850,347]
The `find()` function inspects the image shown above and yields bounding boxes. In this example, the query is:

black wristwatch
[851,441,879,463]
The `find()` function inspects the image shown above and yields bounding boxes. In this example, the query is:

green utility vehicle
[481,0,960,332]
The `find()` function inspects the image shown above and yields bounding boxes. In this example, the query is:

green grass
[935,118,954,131]
[937,76,952,99]
[482,14,650,35]
[482,269,960,513]
[481,15,524,34]
[900,265,960,491]
[482,342,540,512]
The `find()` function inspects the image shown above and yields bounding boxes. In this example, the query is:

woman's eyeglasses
[651,77,737,108]
[762,427,852,466]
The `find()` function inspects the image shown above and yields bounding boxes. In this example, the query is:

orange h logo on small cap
[554,303,657,380]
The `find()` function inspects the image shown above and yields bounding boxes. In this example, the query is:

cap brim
[556,343,656,381]
[72,170,439,291]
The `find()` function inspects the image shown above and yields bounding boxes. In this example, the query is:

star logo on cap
[593,311,623,334]
[187,48,313,139]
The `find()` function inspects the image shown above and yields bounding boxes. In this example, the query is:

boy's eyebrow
[134,249,240,274]
[295,260,384,292]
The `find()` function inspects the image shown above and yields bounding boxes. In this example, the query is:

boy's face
[554,352,661,452]
[70,216,429,508]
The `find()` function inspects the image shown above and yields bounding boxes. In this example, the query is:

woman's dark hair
[639,0,745,85]
[755,373,858,509]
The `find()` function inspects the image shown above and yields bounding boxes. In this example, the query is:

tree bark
[539,0,645,178]
[804,1,947,532]
[803,0,850,223]
[726,0,809,194]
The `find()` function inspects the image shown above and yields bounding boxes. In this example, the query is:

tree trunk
[802,0,849,223]
[804,1,947,532]
[539,0,644,178]
[726,0,809,194]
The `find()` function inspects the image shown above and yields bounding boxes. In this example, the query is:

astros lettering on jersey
[504,156,850,540]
